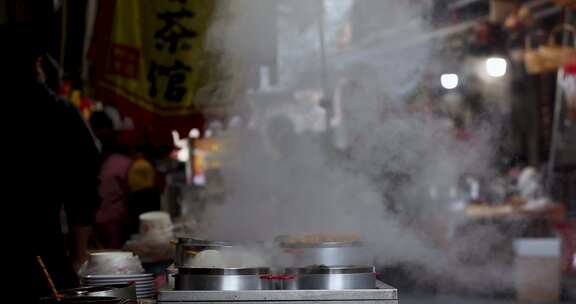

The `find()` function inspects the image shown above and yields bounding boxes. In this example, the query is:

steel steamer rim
[177,267,271,275]
[279,241,364,249]
[284,265,376,275]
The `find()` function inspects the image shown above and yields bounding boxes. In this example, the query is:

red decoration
[564,63,576,75]
[107,44,141,79]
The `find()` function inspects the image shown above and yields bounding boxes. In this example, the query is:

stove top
[158,281,398,303]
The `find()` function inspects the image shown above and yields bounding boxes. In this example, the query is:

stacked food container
[159,235,397,304]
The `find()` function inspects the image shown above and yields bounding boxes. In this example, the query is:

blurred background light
[441,73,459,90]
[486,57,507,78]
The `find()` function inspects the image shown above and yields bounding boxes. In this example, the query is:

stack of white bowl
[81,273,155,299]
[80,251,156,299]
[123,212,174,264]
[139,211,173,241]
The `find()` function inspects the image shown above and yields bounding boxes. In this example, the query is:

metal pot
[175,267,272,290]
[277,240,373,267]
[40,297,130,304]
[174,238,238,267]
[61,284,137,301]
[282,266,376,290]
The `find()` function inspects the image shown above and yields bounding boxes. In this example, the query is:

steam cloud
[189,0,514,294]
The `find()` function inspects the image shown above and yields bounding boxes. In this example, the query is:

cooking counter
[158,281,398,303]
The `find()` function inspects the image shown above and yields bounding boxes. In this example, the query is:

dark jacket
[6,80,101,300]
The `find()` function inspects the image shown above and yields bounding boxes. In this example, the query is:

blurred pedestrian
[90,111,133,249]
[127,146,162,235]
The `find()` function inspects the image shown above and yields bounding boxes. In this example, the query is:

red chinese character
[107,44,140,79]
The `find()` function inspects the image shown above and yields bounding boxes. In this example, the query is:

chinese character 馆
[147,60,192,103]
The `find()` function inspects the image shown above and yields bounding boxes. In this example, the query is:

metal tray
[158,281,397,303]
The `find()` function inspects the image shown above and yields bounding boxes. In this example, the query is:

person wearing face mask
[1,23,101,302]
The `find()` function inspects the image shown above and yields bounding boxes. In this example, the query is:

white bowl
[85,251,144,275]
[89,251,132,263]
[139,211,172,234]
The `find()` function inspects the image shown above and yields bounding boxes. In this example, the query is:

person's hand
[72,252,89,272]
[71,226,92,272]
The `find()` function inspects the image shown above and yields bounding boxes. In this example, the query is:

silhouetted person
[1,24,101,302]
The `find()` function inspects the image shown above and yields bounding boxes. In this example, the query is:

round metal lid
[61,284,133,296]
[284,265,375,275]
[178,267,271,275]
[42,297,123,304]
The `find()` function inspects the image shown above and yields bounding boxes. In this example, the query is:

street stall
[5,0,576,303]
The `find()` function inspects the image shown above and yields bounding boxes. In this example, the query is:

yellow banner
[101,0,220,116]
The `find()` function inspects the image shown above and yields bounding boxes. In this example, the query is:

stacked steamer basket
[158,235,398,304]
[172,238,271,291]
[275,234,374,268]
[167,238,239,289]
[275,234,376,290]
[173,238,238,268]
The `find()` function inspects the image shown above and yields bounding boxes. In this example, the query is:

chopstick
[36,256,62,301]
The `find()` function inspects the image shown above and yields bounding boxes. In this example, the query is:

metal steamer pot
[60,284,137,301]
[175,267,272,290]
[282,266,376,290]
[39,297,130,304]
[277,240,373,267]
[174,238,238,267]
